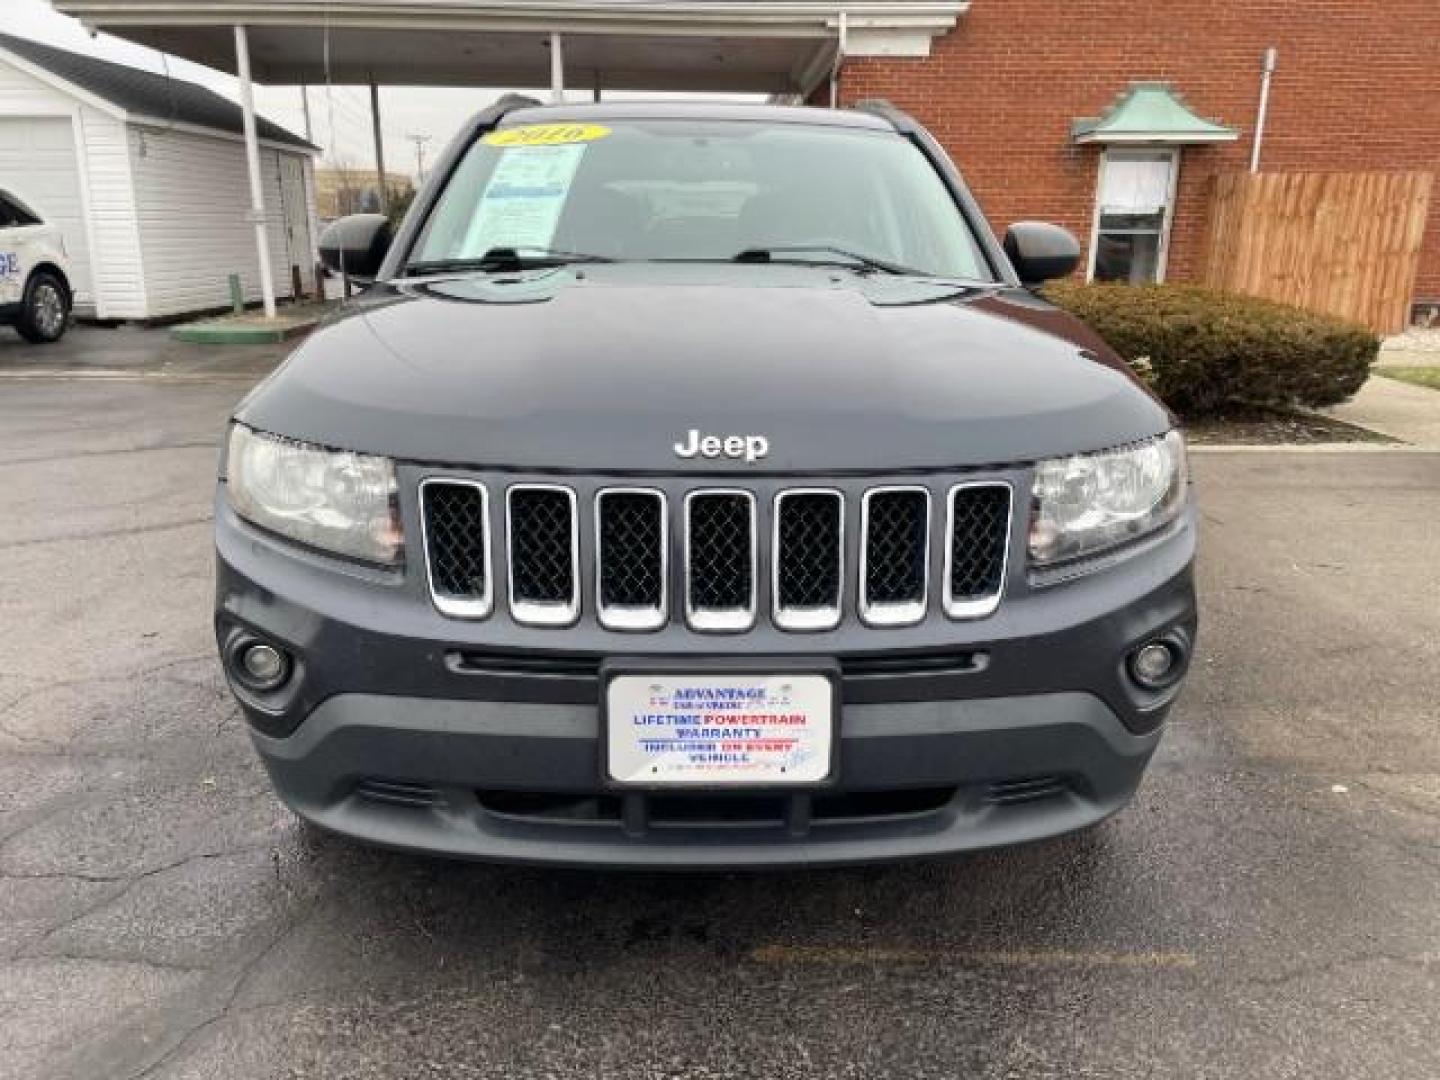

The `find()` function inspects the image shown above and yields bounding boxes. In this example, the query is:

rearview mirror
[1003,222,1081,285]
[319,213,393,282]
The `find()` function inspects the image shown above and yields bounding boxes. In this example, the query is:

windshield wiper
[405,247,614,276]
[732,245,920,276]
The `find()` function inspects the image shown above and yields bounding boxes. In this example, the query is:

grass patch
[1377,366,1440,391]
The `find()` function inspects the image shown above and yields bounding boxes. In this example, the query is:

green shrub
[1042,282,1378,417]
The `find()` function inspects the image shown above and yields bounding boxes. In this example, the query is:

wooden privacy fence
[1202,171,1432,334]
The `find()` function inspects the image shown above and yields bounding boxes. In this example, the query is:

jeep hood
[236,266,1169,472]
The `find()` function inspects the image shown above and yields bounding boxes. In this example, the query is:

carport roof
[49,1,970,93]
[0,31,315,149]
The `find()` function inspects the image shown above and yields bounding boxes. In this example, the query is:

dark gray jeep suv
[215,99,1196,868]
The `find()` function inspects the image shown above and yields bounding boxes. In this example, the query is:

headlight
[225,424,402,565]
[1029,430,1187,568]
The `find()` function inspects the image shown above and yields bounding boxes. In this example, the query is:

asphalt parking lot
[2,328,1438,1080]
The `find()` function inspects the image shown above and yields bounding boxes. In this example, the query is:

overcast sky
[6,0,627,179]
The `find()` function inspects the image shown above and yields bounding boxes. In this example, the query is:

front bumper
[254,689,1158,868]
[216,490,1196,868]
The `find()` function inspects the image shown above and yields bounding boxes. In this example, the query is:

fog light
[237,642,289,690]
[1129,641,1179,690]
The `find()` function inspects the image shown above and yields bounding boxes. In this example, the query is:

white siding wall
[0,55,145,319]
[0,54,71,113]
[129,123,310,319]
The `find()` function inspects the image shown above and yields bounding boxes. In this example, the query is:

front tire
[16,271,70,344]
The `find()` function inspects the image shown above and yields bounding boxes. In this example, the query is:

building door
[1087,148,1178,284]
[276,153,312,296]
[0,116,95,311]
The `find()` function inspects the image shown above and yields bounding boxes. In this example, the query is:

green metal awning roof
[1072,82,1238,144]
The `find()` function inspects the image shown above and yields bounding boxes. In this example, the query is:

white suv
[0,189,73,344]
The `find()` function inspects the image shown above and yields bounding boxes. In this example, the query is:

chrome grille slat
[685,490,757,632]
[506,485,580,626]
[419,479,491,618]
[595,488,667,631]
[944,482,1012,619]
[860,487,930,627]
[773,489,843,631]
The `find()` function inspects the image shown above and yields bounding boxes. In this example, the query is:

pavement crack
[0,440,220,468]
[13,950,207,975]
[0,515,213,551]
[3,843,276,888]
[0,652,218,740]
[123,890,328,1080]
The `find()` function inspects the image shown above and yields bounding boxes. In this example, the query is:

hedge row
[1042,283,1379,417]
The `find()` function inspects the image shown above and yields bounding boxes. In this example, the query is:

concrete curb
[0,368,265,382]
[170,319,317,345]
[1190,443,1439,454]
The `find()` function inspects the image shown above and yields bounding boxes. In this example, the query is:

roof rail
[491,92,544,115]
[851,98,919,134]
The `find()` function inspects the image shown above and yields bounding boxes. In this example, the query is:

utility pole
[409,134,432,185]
[369,80,387,213]
[299,83,313,142]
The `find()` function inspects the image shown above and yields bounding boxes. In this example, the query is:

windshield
[407,118,995,280]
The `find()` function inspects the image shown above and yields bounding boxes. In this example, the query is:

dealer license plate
[606,673,835,787]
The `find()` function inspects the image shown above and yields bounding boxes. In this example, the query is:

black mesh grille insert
[598,491,664,609]
[508,488,575,604]
[776,492,842,611]
[687,493,753,612]
[864,490,929,606]
[422,482,487,601]
[949,485,1011,603]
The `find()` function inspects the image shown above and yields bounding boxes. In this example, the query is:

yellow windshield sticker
[483,123,611,148]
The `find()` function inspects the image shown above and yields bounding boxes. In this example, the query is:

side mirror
[1003,222,1081,285]
[318,213,393,281]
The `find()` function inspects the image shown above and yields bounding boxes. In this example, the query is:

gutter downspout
[1250,46,1277,173]
[829,9,847,108]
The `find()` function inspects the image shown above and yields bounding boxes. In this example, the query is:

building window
[1088,148,1178,284]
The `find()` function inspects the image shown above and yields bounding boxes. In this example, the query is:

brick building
[839,0,1439,317]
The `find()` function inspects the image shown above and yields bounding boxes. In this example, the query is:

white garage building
[0,31,317,320]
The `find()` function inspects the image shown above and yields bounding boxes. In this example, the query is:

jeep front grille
[945,483,1012,619]
[860,487,930,626]
[596,489,667,631]
[420,476,1012,632]
[419,479,491,618]
[506,485,579,626]
[684,490,757,632]
[773,490,843,631]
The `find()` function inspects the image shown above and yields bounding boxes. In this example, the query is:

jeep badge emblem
[673,429,770,463]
